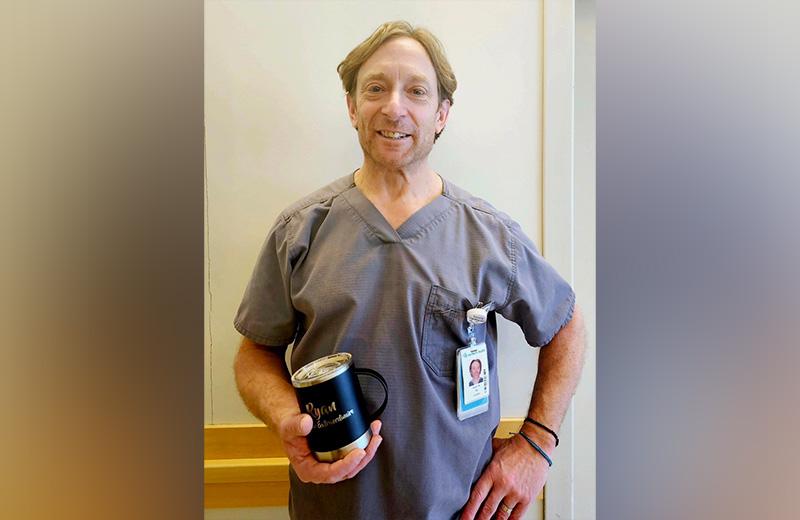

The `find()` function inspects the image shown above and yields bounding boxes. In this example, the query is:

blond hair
[337,21,457,108]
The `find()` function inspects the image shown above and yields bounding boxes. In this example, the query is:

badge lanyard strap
[466,302,492,346]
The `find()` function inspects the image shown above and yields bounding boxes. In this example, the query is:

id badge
[456,342,489,421]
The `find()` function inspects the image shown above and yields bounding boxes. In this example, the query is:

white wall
[206,0,544,425]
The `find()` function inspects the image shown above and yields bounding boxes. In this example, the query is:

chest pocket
[421,285,472,377]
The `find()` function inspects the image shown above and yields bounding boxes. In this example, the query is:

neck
[355,159,441,203]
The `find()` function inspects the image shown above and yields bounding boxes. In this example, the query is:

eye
[411,87,427,96]
[366,84,383,93]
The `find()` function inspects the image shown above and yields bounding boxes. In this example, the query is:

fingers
[343,421,383,479]
[297,414,313,435]
[320,446,368,482]
[475,487,506,520]
[494,501,514,520]
[293,446,365,484]
[472,492,527,520]
[279,414,314,462]
[459,474,492,520]
[507,501,530,520]
[292,421,384,484]
[279,413,313,439]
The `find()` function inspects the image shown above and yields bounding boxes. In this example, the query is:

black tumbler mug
[291,353,388,462]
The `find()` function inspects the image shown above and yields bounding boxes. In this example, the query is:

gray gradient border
[598,1,799,519]
[2,1,204,518]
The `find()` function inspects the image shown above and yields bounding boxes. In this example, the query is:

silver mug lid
[291,352,352,388]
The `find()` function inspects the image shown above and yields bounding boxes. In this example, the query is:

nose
[381,89,406,120]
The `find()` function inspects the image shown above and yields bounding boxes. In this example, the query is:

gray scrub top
[235,173,575,520]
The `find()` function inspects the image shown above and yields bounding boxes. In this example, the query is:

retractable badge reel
[456,303,491,421]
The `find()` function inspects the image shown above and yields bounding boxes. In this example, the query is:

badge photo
[456,342,489,421]
[461,349,489,404]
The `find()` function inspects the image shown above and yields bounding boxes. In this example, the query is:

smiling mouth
[378,130,411,140]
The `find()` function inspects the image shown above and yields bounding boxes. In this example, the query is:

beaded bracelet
[517,430,553,467]
[524,417,559,447]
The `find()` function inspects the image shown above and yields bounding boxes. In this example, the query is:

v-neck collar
[341,171,455,243]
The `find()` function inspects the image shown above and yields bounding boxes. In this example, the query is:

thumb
[281,413,313,438]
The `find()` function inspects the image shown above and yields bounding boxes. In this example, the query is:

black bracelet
[517,430,553,467]
[524,417,559,447]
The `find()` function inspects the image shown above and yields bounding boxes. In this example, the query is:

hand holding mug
[278,412,383,484]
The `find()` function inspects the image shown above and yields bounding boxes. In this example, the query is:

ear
[435,99,451,134]
[346,94,358,128]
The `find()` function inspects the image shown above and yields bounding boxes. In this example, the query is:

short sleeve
[234,217,298,346]
[497,222,576,347]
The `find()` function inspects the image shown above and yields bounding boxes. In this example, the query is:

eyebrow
[360,72,433,88]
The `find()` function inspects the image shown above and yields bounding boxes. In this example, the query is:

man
[234,21,585,520]
[469,359,484,387]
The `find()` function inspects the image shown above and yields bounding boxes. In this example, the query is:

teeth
[380,131,409,139]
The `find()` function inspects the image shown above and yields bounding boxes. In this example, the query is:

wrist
[515,429,554,467]
[520,422,556,454]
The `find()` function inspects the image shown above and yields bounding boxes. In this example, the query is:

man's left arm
[460,304,587,520]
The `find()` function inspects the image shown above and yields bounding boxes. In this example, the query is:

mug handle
[354,368,388,421]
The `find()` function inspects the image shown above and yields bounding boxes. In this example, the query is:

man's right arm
[233,337,301,430]
[233,336,383,484]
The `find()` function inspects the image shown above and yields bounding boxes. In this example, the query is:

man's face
[470,361,481,380]
[347,37,450,171]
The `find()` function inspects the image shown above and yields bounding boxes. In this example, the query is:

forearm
[233,337,300,430]
[522,304,586,449]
